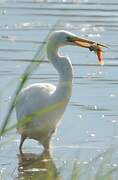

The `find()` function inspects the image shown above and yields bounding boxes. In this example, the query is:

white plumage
[16,30,103,153]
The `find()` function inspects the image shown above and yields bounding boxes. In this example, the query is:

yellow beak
[72,36,108,65]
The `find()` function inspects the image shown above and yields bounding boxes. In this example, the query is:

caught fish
[89,43,107,65]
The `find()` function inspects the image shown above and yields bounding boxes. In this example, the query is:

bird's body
[16,30,105,153]
[16,80,72,149]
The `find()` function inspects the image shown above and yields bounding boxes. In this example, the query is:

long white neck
[47,43,73,81]
[47,42,73,102]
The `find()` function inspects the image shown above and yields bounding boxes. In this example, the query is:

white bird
[16,30,105,153]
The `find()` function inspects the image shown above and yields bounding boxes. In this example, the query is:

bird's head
[48,30,108,65]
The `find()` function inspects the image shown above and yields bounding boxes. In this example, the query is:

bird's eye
[66,36,73,42]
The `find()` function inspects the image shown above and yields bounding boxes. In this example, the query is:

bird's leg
[19,134,27,154]
[43,129,55,151]
[42,137,50,152]
[43,140,50,151]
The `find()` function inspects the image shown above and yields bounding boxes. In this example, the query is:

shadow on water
[17,150,61,180]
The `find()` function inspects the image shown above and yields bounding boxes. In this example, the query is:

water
[0,0,118,179]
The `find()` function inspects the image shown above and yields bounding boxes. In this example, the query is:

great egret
[16,30,106,153]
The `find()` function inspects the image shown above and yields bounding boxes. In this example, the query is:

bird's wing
[16,83,56,121]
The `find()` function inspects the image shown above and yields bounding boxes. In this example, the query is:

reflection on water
[17,150,60,180]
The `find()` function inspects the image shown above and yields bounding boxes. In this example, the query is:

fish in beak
[71,36,108,65]
[89,43,104,65]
